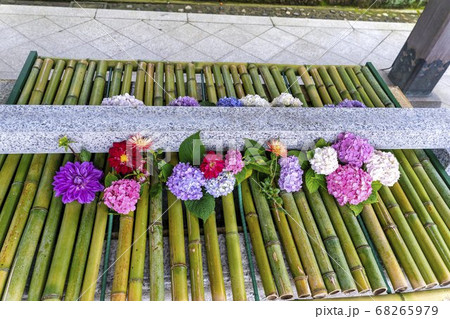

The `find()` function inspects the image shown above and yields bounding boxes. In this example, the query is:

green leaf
[159,163,174,183]
[150,182,162,198]
[244,139,265,153]
[185,193,215,220]
[297,151,309,170]
[247,162,271,175]
[371,181,383,193]
[104,173,119,188]
[235,166,253,184]
[79,149,91,162]
[348,203,365,216]
[307,150,315,160]
[200,101,216,106]
[179,131,205,165]
[288,150,300,157]
[304,168,325,193]
[58,135,75,151]
[315,138,329,148]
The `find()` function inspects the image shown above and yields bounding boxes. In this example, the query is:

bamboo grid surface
[0,53,449,301]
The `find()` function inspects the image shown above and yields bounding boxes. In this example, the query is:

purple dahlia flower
[278,156,303,193]
[217,97,243,107]
[169,96,200,106]
[167,162,205,200]
[332,132,374,167]
[53,161,104,204]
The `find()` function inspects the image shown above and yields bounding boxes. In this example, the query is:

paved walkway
[0,4,448,105]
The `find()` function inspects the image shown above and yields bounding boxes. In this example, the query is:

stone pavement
[0,4,448,106]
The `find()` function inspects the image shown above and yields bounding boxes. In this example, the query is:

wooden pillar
[388,0,450,96]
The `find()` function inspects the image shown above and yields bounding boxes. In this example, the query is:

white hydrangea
[365,150,400,187]
[239,94,270,107]
[204,172,236,198]
[101,93,145,107]
[310,146,339,175]
[270,92,303,107]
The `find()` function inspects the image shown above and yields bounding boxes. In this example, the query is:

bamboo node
[170,263,187,270]
[386,203,399,209]
[404,210,417,218]
[129,277,144,283]
[382,223,397,231]
[323,235,339,243]
[188,239,201,246]
[424,222,436,229]
[350,265,364,272]
[264,240,281,249]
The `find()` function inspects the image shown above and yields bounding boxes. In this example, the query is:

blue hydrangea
[217,97,243,107]
[169,96,200,106]
[204,171,236,198]
[325,99,366,108]
[278,156,303,193]
[167,162,205,200]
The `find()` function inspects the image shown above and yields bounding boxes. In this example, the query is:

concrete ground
[0,4,448,107]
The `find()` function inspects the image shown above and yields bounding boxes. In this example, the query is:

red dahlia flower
[200,151,225,179]
[108,141,146,175]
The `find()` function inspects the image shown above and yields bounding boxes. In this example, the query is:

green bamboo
[42,59,66,105]
[203,65,217,104]
[109,62,123,97]
[128,183,150,301]
[0,155,6,170]
[186,63,198,100]
[414,149,450,207]
[247,64,267,99]
[65,154,106,300]
[241,180,277,299]
[145,63,156,106]
[345,67,374,107]
[78,60,97,105]
[229,65,245,98]
[298,66,323,107]
[88,60,108,105]
[175,63,186,98]
[285,67,308,106]
[203,212,226,301]
[317,66,342,104]
[53,60,77,105]
[259,65,280,100]
[0,154,22,207]
[2,154,62,301]
[336,66,362,101]
[319,189,370,293]
[149,170,164,300]
[360,205,408,292]
[380,186,450,286]
[0,154,46,296]
[293,191,341,294]
[154,62,164,105]
[327,66,352,100]
[371,198,427,290]
[237,65,256,96]
[134,62,146,102]
[309,67,333,105]
[120,62,133,94]
[27,154,73,301]
[354,66,384,107]
[17,58,42,104]
[186,208,205,301]
[269,65,288,93]
[250,175,293,299]
[360,66,394,107]
[338,205,387,294]
[29,58,54,104]
[167,153,188,300]
[64,60,88,105]
[221,65,237,98]
[222,193,247,300]
[165,63,176,104]
[213,64,226,98]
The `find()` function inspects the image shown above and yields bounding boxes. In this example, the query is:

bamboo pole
[27,154,73,300]
[336,66,362,101]
[298,66,323,107]
[17,58,43,105]
[0,154,22,209]
[42,59,65,105]
[229,65,245,98]
[269,65,288,93]
[259,65,280,100]
[250,175,293,299]
[317,66,342,104]
[309,67,333,105]
[29,58,53,105]
[247,64,267,99]
[154,62,164,105]
[0,154,46,296]
[353,66,384,107]
[2,154,63,301]
[338,205,387,295]
[221,65,237,98]
[319,189,370,293]
[203,65,217,104]
[88,60,108,105]
[345,67,374,107]
[78,60,97,105]
[213,64,226,99]
[237,64,256,96]
[380,186,450,286]
[324,288,450,301]
[186,63,198,100]
[360,205,408,292]
[128,183,149,301]
[134,62,146,102]
[360,66,394,107]
[222,193,247,300]
[109,62,123,97]
[175,63,186,98]
[53,60,77,105]
[241,180,277,299]
[327,66,352,101]
[145,63,155,106]
[64,60,88,105]
[186,208,205,301]
[165,63,176,104]
[120,62,133,95]
[0,154,6,170]
[285,67,308,106]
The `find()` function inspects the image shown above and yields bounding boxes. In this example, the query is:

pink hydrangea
[103,179,141,214]
[326,165,372,206]
[332,132,374,167]
[224,149,244,174]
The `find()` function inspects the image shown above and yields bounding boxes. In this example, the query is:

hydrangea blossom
[167,162,205,200]
[365,150,400,187]
[332,132,374,167]
[278,156,303,193]
[325,99,367,108]
[326,165,372,206]
[103,179,141,214]
[101,93,144,107]
[310,146,339,175]
[168,96,200,106]
[271,93,303,107]
[205,171,236,198]
[224,149,244,175]
[217,97,243,107]
[239,94,270,107]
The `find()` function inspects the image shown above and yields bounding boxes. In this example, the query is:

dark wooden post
[388,0,450,96]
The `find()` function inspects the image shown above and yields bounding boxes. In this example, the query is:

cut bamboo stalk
[338,205,387,295]
[360,205,408,292]
[203,65,217,104]
[371,198,427,290]
[186,208,205,301]
[0,154,22,208]
[345,67,374,107]
[354,66,384,107]
[269,65,288,93]
[109,62,123,97]
[64,60,88,105]
[154,62,164,106]
[380,185,450,286]
[222,193,247,300]
[186,63,198,100]
[237,64,256,96]
[327,66,352,100]
[120,62,133,95]
[29,58,54,105]
[175,63,186,98]
[247,64,267,99]
[27,154,73,301]
[17,58,43,105]
[250,175,293,299]
[285,67,308,106]
[203,212,226,301]
[298,65,323,107]
[165,63,176,104]
[167,153,188,301]
[0,154,6,170]
[360,66,394,107]
[319,189,370,293]
[293,191,341,294]
[309,67,333,105]
[134,62,146,102]
[42,59,66,105]
[241,180,277,299]
[336,66,362,101]
[229,65,245,98]
[213,64,226,98]
[317,66,342,104]
[145,63,155,106]
[78,60,97,105]
[88,60,108,105]
[53,60,77,105]
[259,65,280,100]
[221,65,237,98]
[128,183,149,301]
[2,154,62,301]
[0,154,46,296]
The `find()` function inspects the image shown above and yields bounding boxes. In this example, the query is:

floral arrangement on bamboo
[101,93,144,107]
[239,94,270,107]
[169,96,200,106]
[270,93,303,107]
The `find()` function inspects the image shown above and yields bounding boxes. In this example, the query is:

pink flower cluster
[332,132,374,168]
[224,149,245,174]
[326,165,373,206]
[103,179,141,214]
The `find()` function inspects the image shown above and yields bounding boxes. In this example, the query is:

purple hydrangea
[332,132,374,167]
[205,171,236,198]
[325,99,367,108]
[169,96,200,106]
[278,156,303,193]
[53,161,104,204]
[167,162,205,200]
[326,164,373,206]
[217,97,243,107]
